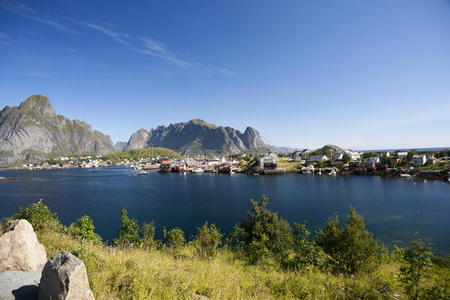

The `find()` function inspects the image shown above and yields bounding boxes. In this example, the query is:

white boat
[192,168,205,173]
[400,174,412,179]
[318,170,322,175]
[137,170,148,175]
[329,169,336,176]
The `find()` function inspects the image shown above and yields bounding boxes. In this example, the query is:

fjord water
[0,167,449,255]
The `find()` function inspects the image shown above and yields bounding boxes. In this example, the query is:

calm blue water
[0,167,449,255]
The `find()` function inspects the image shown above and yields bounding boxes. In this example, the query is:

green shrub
[115,208,140,247]
[231,196,293,264]
[15,199,62,232]
[163,227,185,251]
[316,206,379,274]
[192,222,222,259]
[282,222,326,270]
[69,215,102,243]
[400,238,433,299]
[140,221,156,250]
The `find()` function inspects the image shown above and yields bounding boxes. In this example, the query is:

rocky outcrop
[39,251,94,300]
[0,95,116,165]
[114,141,128,152]
[126,119,266,154]
[0,219,47,272]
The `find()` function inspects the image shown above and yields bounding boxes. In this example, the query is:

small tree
[163,227,185,252]
[141,221,156,250]
[70,215,101,243]
[316,206,379,274]
[115,208,140,247]
[16,199,62,232]
[284,222,325,270]
[400,238,433,299]
[192,222,222,259]
[232,196,293,264]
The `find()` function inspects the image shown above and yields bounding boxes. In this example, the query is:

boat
[192,168,205,173]
[137,170,148,175]
[329,169,336,176]
[400,174,412,179]
[317,170,322,175]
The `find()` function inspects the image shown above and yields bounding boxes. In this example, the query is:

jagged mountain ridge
[0,95,116,165]
[126,119,266,155]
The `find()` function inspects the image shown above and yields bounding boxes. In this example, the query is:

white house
[292,150,309,162]
[308,155,329,162]
[333,152,344,160]
[345,150,361,161]
[412,154,427,166]
[398,152,408,159]
[260,153,278,169]
[368,156,380,164]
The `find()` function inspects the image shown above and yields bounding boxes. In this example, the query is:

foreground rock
[0,219,47,272]
[0,268,41,300]
[39,251,95,300]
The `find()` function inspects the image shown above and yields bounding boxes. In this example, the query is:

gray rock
[39,251,94,300]
[125,119,266,154]
[0,268,42,300]
[0,219,47,272]
[0,95,116,166]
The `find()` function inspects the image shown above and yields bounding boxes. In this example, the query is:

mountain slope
[126,119,265,155]
[0,95,116,165]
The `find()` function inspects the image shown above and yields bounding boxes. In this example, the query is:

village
[7,146,450,181]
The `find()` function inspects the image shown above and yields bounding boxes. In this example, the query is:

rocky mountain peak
[18,95,56,118]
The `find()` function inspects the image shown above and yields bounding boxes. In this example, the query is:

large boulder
[39,251,95,300]
[0,219,47,272]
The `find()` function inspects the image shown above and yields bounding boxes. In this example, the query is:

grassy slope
[104,147,182,160]
[38,231,407,300]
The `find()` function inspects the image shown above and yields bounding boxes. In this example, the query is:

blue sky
[1,0,449,149]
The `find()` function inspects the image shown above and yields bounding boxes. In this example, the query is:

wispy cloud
[82,22,234,74]
[0,0,77,33]
[141,38,166,53]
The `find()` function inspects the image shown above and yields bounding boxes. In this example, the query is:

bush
[400,238,433,299]
[115,208,140,247]
[70,215,101,243]
[163,227,185,251]
[141,221,156,250]
[15,199,62,232]
[282,222,326,270]
[316,206,379,274]
[192,222,222,259]
[231,196,293,264]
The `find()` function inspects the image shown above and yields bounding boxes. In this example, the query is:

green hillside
[104,147,182,160]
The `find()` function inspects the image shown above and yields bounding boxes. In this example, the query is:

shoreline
[1,165,449,182]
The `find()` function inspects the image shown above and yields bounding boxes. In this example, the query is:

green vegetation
[192,222,222,259]
[115,208,140,247]
[14,199,62,232]
[163,227,186,253]
[141,221,157,250]
[104,147,182,160]
[316,206,379,274]
[230,196,293,264]
[69,215,102,243]
[2,198,449,299]
[276,160,303,169]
